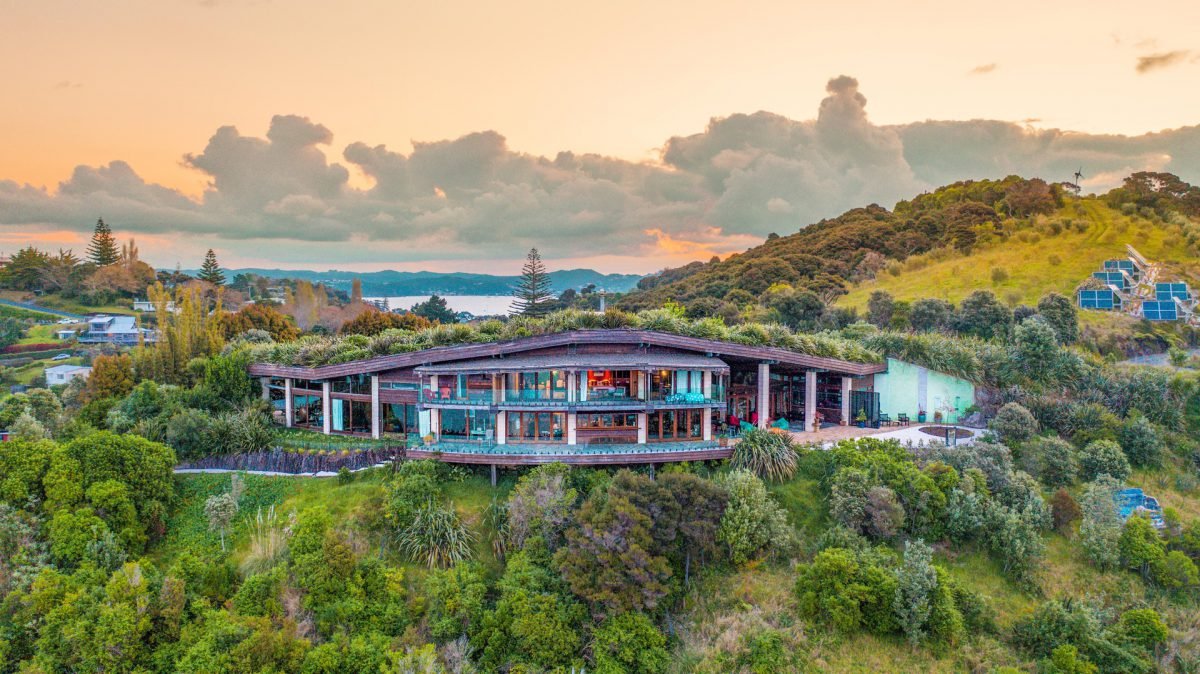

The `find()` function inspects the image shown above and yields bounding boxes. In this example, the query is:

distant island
[175,267,644,296]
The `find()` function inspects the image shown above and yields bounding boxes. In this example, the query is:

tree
[1079,440,1130,482]
[894,539,937,646]
[909,298,953,332]
[505,463,577,551]
[866,290,895,328]
[1079,476,1123,570]
[953,290,1012,340]
[411,294,457,324]
[730,428,798,482]
[198,249,225,286]
[1022,436,1078,487]
[222,303,301,341]
[555,492,671,618]
[83,354,136,403]
[1118,414,1162,468]
[795,547,896,633]
[1117,608,1169,653]
[1050,489,1082,533]
[717,470,793,565]
[511,248,554,316]
[1037,293,1079,344]
[86,218,120,267]
[204,493,237,551]
[592,612,669,674]
[1118,514,1165,580]
[1012,318,1061,383]
[659,472,727,584]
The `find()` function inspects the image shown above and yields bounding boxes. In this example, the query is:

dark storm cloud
[1,77,1199,263]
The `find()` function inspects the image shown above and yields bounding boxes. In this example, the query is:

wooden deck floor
[405,441,732,466]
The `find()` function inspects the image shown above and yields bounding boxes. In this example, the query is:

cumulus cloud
[2,76,1200,269]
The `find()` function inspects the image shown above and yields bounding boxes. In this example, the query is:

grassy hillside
[840,197,1200,311]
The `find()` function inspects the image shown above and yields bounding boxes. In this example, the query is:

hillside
[619,174,1200,334]
[840,197,1200,310]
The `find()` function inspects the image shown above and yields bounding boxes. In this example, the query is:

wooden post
[491,464,497,487]
[284,378,294,428]
[370,375,381,439]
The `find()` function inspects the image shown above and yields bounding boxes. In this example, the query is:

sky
[1,0,1199,275]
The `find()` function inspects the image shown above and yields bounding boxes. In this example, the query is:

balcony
[421,389,495,406]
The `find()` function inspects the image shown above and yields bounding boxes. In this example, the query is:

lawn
[839,198,1198,310]
[36,294,137,316]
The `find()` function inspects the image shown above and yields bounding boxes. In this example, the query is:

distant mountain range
[182,267,644,296]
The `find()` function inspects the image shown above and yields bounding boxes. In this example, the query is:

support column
[321,381,332,435]
[567,371,577,403]
[491,464,497,487]
[638,370,648,401]
[637,412,648,444]
[702,371,712,398]
[260,377,270,401]
[567,412,577,445]
[757,362,770,428]
[496,411,506,445]
[370,376,381,439]
[840,376,852,426]
[805,370,817,433]
[702,409,713,441]
[284,379,294,427]
[493,374,503,403]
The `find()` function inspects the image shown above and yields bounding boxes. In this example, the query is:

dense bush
[1079,440,1131,482]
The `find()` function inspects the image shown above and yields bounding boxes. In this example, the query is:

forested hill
[618,173,1200,317]
[179,267,645,296]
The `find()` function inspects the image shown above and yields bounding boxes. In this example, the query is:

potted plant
[422,434,435,446]
[917,408,927,423]
[855,409,868,428]
[933,410,943,424]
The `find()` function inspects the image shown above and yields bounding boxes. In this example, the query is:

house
[132,300,177,312]
[54,329,77,340]
[45,364,92,385]
[77,315,156,345]
[249,329,890,468]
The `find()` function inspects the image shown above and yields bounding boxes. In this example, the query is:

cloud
[2,76,1200,270]
[1136,50,1193,73]
[968,63,997,76]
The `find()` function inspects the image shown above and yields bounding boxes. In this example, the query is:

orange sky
[1,0,1198,273]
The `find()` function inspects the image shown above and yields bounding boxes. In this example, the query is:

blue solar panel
[1142,300,1179,321]
[1078,289,1118,310]
[1155,283,1190,301]
[1104,259,1136,272]
[1092,271,1129,289]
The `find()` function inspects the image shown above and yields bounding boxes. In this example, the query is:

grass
[840,198,1199,310]
[3,354,86,385]
[36,294,137,316]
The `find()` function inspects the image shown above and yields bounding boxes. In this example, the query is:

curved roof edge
[247,329,887,379]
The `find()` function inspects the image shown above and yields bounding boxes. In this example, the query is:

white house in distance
[77,315,157,345]
[132,299,177,312]
[45,364,92,386]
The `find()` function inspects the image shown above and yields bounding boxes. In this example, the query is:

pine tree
[86,218,120,266]
[510,248,553,316]
[198,249,225,286]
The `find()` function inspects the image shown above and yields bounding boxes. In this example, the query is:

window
[383,403,418,434]
[508,371,567,401]
[583,370,641,400]
[577,413,638,429]
[331,374,371,395]
[332,399,371,434]
[440,409,495,441]
[647,409,705,441]
[293,394,322,429]
[292,379,321,392]
[505,411,565,442]
[382,381,419,390]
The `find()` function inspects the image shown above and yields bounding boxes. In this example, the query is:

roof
[86,315,139,334]
[45,364,91,374]
[249,329,888,379]
[416,352,729,375]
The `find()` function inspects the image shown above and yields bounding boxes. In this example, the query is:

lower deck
[405,440,731,465]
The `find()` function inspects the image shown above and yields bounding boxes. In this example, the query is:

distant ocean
[365,295,513,316]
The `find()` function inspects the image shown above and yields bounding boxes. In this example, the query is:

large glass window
[332,399,371,434]
[428,374,492,403]
[383,403,418,434]
[576,412,639,445]
[505,411,565,442]
[507,371,567,402]
[582,370,642,401]
[293,394,322,429]
[292,379,322,392]
[439,409,495,441]
[331,374,371,395]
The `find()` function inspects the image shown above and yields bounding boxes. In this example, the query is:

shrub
[336,467,353,486]
[1022,436,1078,487]
[1050,489,1081,534]
[795,547,896,633]
[1117,609,1169,653]
[591,612,669,674]
[991,403,1037,445]
[1118,414,1162,468]
[1079,440,1131,482]
[1079,477,1123,570]
[397,502,475,569]
[717,470,793,565]
[731,428,798,482]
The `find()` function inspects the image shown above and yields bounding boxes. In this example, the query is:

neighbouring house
[869,358,976,425]
[45,364,92,385]
[54,329,77,340]
[77,315,157,345]
[132,299,177,312]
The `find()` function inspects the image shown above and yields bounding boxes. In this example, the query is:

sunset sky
[2,0,1199,274]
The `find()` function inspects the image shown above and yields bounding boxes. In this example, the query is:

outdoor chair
[879,412,891,426]
[897,413,909,425]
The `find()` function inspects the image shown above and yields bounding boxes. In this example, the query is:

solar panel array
[1155,282,1190,301]
[1104,259,1136,273]
[1092,271,1129,289]
[1078,289,1120,310]
[1142,301,1179,321]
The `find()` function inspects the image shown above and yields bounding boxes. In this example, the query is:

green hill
[840,197,1199,311]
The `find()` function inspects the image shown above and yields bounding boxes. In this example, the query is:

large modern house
[77,315,157,345]
[248,329,976,467]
